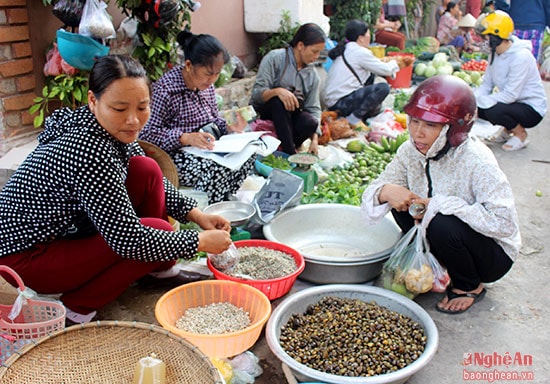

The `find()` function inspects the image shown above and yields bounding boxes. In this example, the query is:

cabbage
[424,65,437,77]
[415,63,427,76]
[433,52,448,62]
[431,52,448,68]
[437,63,454,75]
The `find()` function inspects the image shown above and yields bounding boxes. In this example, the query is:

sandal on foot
[435,288,487,314]
[502,136,529,151]
[485,127,511,143]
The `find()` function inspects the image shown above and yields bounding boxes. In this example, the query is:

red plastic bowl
[207,239,305,300]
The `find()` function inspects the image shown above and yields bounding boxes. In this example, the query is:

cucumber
[417,52,435,61]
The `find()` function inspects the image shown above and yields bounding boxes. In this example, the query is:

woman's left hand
[409,197,431,220]
[226,113,247,133]
[199,213,232,232]
[187,208,232,232]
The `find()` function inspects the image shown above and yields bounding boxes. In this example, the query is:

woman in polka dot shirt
[0,55,233,325]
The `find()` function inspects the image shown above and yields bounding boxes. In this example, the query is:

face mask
[488,35,503,64]
[489,35,503,50]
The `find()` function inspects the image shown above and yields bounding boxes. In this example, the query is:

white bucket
[179,189,209,210]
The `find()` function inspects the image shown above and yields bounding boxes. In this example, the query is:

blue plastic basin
[56,29,110,71]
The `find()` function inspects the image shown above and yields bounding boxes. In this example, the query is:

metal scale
[288,153,319,193]
[203,201,256,241]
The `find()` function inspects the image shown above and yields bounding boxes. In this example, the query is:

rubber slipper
[502,136,529,151]
[485,127,511,143]
[435,288,487,314]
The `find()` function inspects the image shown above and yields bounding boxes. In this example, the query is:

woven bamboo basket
[0,320,223,384]
[138,139,179,188]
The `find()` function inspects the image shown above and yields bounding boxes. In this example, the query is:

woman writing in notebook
[139,31,254,203]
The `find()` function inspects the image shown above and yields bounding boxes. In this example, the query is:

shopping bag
[382,224,444,299]
[78,0,116,39]
[252,169,303,225]
[53,0,86,28]
[424,231,450,292]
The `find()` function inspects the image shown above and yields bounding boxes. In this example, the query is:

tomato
[461,59,487,72]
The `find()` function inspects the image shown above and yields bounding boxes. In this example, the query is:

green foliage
[29,74,89,128]
[324,0,382,41]
[258,10,299,61]
[32,0,195,128]
[116,0,193,81]
[133,28,175,81]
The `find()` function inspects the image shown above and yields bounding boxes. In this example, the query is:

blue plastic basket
[56,29,110,71]
[255,151,293,177]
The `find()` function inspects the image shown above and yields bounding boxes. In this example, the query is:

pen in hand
[197,129,215,150]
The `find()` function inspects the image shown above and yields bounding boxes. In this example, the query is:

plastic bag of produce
[368,109,405,142]
[214,59,236,88]
[422,231,450,292]
[252,169,303,225]
[382,224,437,299]
[79,0,116,40]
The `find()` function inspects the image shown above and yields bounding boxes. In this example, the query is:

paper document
[184,133,280,170]
[206,131,270,154]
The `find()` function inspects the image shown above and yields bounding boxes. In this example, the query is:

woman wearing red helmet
[361,75,520,314]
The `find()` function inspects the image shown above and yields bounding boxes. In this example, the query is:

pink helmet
[404,75,477,147]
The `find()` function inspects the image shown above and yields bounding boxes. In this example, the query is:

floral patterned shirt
[361,129,521,261]
[437,12,459,45]
[0,106,199,261]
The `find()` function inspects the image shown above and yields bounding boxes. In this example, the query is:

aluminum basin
[262,204,402,283]
[203,201,256,227]
[265,284,439,384]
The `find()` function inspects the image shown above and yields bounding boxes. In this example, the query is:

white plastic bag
[228,351,263,384]
[79,0,116,39]
[368,109,406,142]
[382,224,435,299]
[252,169,303,225]
[109,17,139,55]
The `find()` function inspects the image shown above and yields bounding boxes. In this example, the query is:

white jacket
[323,42,398,108]
[361,129,521,261]
[474,36,547,117]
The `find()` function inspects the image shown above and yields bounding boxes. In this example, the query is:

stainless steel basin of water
[262,204,402,284]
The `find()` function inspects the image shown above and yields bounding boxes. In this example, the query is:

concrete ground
[1,81,549,383]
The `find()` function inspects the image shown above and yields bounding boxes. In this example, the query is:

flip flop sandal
[435,288,487,314]
[502,136,529,151]
[485,127,512,143]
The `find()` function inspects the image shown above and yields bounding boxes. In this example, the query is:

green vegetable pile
[260,154,292,170]
[393,90,411,113]
[301,150,394,206]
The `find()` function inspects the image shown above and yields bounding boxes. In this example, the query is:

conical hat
[137,140,179,188]
[457,13,477,28]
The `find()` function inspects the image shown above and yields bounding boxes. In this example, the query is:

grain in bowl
[207,240,306,300]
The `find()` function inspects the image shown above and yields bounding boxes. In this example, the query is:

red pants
[375,30,406,51]
[0,156,175,314]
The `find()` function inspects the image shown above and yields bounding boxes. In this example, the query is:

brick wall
[0,0,37,156]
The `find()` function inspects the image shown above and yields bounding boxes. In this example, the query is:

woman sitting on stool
[323,19,400,126]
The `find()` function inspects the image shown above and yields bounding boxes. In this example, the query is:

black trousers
[392,210,513,291]
[254,97,318,154]
[329,82,390,120]
[477,102,543,130]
